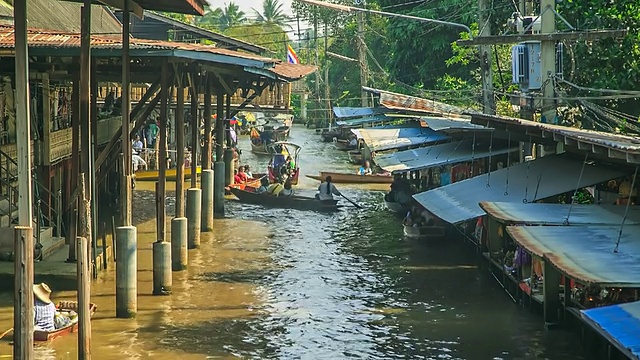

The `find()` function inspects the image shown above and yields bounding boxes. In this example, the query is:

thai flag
[287,44,299,64]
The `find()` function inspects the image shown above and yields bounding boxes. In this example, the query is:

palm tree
[198,2,246,32]
[253,0,290,28]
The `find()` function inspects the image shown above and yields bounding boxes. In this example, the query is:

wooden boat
[250,140,271,155]
[2,302,97,342]
[403,224,446,239]
[334,139,356,151]
[229,187,341,212]
[306,171,393,184]
[227,176,263,193]
[134,166,201,181]
[320,129,341,142]
[348,150,363,165]
[267,142,301,185]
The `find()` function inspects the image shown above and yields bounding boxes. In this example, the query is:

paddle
[341,194,364,209]
[0,328,12,340]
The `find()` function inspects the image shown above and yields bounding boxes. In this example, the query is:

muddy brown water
[0,126,585,359]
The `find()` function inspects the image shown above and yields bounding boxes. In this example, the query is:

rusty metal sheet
[506,225,640,287]
[363,86,481,116]
[480,202,640,226]
[356,127,448,152]
[413,153,629,225]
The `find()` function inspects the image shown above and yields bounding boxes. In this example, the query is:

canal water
[0,125,585,359]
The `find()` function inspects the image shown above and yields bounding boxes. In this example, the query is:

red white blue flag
[287,44,299,64]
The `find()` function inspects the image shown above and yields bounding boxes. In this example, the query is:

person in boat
[34,283,56,332]
[132,149,147,171]
[285,156,296,172]
[233,169,244,184]
[244,165,253,178]
[279,179,294,197]
[316,176,342,201]
[267,181,285,196]
[256,177,270,194]
[349,135,357,148]
[357,160,373,176]
[237,166,249,183]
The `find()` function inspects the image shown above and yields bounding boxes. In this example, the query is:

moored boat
[229,187,341,212]
[403,224,446,239]
[334,139,356,151]
[2,302,97,342]
[134,166,201,181]
[306,171,393,184]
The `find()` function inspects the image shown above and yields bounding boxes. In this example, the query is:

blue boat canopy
[351,127,449,152]
[413,154,629,225]
[581,301,640,360]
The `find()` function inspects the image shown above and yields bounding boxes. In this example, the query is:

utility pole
[540,0,556,124]
[356,12,369,107]
[313,13,321,124]
[478,0,494,115]
[324,21,332,124]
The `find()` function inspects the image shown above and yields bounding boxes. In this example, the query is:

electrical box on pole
[511,41,542,91]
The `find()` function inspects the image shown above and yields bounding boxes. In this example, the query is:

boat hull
[134,167,201,181]
[229,187,340,212]
[251,141,271,154]
[403,225,446,239]
[334,140,355,151]
[306,171,393,184]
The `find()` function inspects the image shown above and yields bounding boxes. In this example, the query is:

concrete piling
[152,241,172,295]
[186,188,201,249]
[171,217,188,271]
[223,148,234,187]
[201,169,214,231]
[116,225,137,318]
[214,161,225,217]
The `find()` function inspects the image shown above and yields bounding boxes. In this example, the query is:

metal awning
[335,115,394,127]
[332,107,386,118]
[420,117,489,132]
[374,140,517,174]
[506,225,640,287]
[413,154,629,225]
[362,86,479,116]
[581,301,640,360]
[480,202,640,226]
[353,127,449,152]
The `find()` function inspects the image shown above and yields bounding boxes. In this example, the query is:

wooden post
[13,0,34,356]
[189,69,199,189]
[157,61,168,241]
[121,2,132,226]
[225,92,231,148]
[68,68,80,262]
[202,74,212,169]
[175,69,185,217]
[215,92,224,160]
[77,172,92,359]
[80,1,94,280]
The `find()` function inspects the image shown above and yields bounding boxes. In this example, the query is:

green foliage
[197,1,247,32]
[253,0,291,28]
[225,23,288,59]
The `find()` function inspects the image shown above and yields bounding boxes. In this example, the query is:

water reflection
[0,126,584,359]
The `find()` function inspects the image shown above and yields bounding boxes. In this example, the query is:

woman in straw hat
[33,283,56,331]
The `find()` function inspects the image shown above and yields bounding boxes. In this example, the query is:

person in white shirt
[132,150,147,171]
[316,176,342,201]
[132,135,144,152]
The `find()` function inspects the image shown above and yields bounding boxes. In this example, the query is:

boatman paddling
[316,176,342,201]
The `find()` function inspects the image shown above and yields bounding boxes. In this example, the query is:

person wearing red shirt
[236,166,249,183]
[233,169,243,184]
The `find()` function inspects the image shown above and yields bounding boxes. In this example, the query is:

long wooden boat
[226,177,263,193]
[229,187,341,212]
[320,129,341,142]
[306,171,393,184]
[2,302,97,342]
[251,140,271,155]
[134,166,201,181]
[348,150,363,165]
[403,224,446,239]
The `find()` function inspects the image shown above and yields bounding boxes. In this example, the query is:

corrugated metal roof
[335,115,395,127]
[333,107,385,118]
[374,140,517,174]
[134,0,206,15]
[354,127,449,152]
[581,301,640,360]
[0,1,121,34]
[472,114,640,162]
[363,86,481,116]
[506,225,640,287]
[413,154,629,225]
[420,117,488,132]
[480,202,640,226]
[0,26,315,82]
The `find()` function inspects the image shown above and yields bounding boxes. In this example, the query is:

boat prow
[403,224,446,239]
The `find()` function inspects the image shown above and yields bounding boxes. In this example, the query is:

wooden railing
[48,116,122,164]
